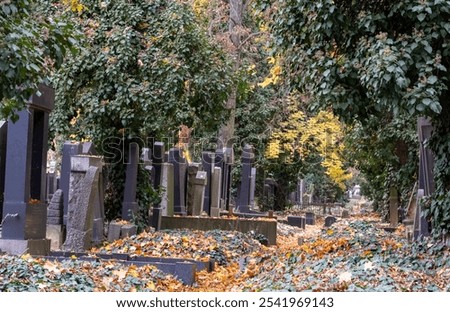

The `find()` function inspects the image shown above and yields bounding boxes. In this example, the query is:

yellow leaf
[327,229,334,235]
[146,281,156,290]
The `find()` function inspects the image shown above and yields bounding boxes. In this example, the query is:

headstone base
[0,238,50,255]
[46,224,65,250]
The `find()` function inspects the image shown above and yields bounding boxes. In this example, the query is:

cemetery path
[0,200,449,291]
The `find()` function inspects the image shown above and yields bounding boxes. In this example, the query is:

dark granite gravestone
[0,121,7,221]
[237,144,254,213]
[324,216,337,227]
[168,147,187,215]
[152,142,165,190]
[287,216,306,229]
[63,156,102,252]
[0,84,54,255]
[60,141,83,225]
[122,142,140,221]
[305,212,316,225]
[389,187,399,227]
[201,151,214,215]
[224,148,234,211]
[46,172,56,203]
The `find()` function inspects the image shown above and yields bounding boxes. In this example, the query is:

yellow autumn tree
[266,97,351,190]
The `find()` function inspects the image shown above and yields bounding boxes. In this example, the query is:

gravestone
[0,84,54,255]
[0,121,7,220]
[168,148,187,215]
[263,178,276,211]
[152,142,165,190]
[122,142,140,221]
[201,151,214,215]
[324,216,337,227]
[210,166,222,217]
[249,167,256,209]
[237,144,254,213]
[191,171,207,216]
[287,216,306,229]
[159,163,174,217]
[389,187,399,227]
[63,155,102,252]
[187,163,201,215]
[341,209,350,219]
[219,147,234,211]
[46,189,64,250]
[46,172,57,203]
[305,212,316,225]
[60,141,83,225]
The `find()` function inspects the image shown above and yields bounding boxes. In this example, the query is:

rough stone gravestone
[237,144,254,213]
[152,142,165,190]
[305,212,316,225]
[210,166,222,217]
[191,171,207,216]
[122,142,140,221]
[324,216,337,227]
[46,189,64,250]
[159,163,174,217]
[0,84,54,255]
[168,148,187,215]
[63,155,102,252]
[60,141,83,225]
[201,151,214,215]
[187,163,201,215]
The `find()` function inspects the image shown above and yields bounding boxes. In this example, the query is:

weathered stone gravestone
[46,189,65,250]
[169,148,187,215]
[389,187,399,227]
[215,147,234,211]
[122,142,140,221]
[263,178,276,211]
[62,155,102,252]
[341,209,350,219]
[187,163,201,216]
[287,216,306,229]
[324,216,337,227]
[191,171,207,216]
[201,151,214,215]
[159,163,174,217]
[249,167,256,209]
[237,144,254,213]
[210,166,222,217]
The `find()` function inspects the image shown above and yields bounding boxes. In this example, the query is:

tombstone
[341,209,350,219]
[201,151,214,215]
[305,212,315,225]
[168,147,187,215]
[389,187,399,227]
[159,163,174,217]
[82,141,97,155]
[237,144,254,213]
[0,85,54,255]
[296,178,305,206]
[263,178,276,211]
[63,155,102,252]
[60,141,83,225]
[287,216,306,229]
[324,216,337,227]
[210,166,222,217]
[46,172,57,203]
[152,142,165,190]
[186,163,201,215]
[0,121,7,220]
[46,189,65,250]
[122,142,140,221]
[249,167,256,209]
[191,171,207,216]
[222,147,234,211]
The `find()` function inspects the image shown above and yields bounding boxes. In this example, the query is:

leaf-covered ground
[1,208,449,292]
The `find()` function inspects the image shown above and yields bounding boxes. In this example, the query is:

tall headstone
[201,151,214,215]
[210,166,222,217]
[191,171,207,216]
[46,172,56,203]
[168,147,187,215]
[0,121,7,220]
[187,163,201,215]
[237,144,254,213]
[60,141,83,225]
[159,163,174,217]
[63,155,102,252]
[214,149,225,209]
[249,167,256,209]
[224,147,234,211]
[0,84,53,255]
[122,142,140,221]
[152,142,165,190]
[46,189,64,250]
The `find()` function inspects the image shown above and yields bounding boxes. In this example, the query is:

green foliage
[271,0,450,232]
[49,0,231,220]
[0,0,78,120]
